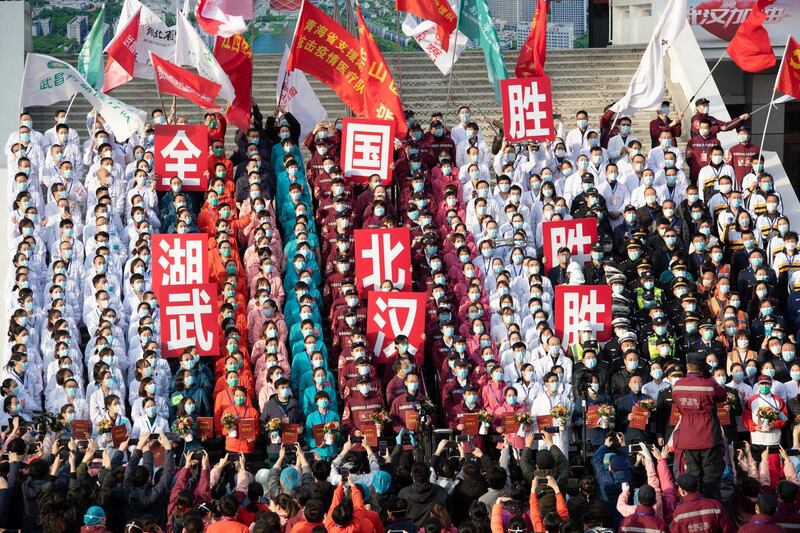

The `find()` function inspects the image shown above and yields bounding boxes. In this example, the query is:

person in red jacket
[671,352,727,499]
[618,485,667,533]
[323,482,369,533]
[220,386,259,454]
[670,473,732,533]
[649,100,683,148]
[739,494,785,533]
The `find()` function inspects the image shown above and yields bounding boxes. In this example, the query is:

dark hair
[182,514,205,533]
[304,499,325,523]
[757,493,778,516]
[411,461,429,483]
[486,466,507,490]
[311,459,331,481]
[219,494,239,517]
[331,498,354,526]
[246,482,264,512]
[543,511,563,533]
[778,480,798,503]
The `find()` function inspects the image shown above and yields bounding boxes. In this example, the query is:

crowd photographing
[2,95,800,533]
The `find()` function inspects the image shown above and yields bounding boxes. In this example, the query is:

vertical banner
[213,34,253,132]
[154,125,209,191]
[341,118,396,184]
[354,228,412,292]
[500,77,555,142]
[554,285,613,348]
[367,291,426,363]
[160,283,220,356]
[541,218,598,267]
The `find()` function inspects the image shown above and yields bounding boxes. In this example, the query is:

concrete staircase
[27,47,657,146]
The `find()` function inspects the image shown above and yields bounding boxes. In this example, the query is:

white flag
[277,46,327,141]
[21,54,146,141]
[611,0,687,116]
[175,11,235,105]
[402,14,467,75]
[113,0,176,80]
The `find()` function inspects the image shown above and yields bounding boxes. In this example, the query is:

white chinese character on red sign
[158,237,204,285]
[361,232,407,289]
[562,291,606,346]
[160,130,202,185]
[163,286,214,352]
[549,223,594,264]
[508,80,549,140]
[341,118,395,184]
[371,295,421,360]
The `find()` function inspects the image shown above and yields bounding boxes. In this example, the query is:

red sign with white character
[500,77,555,142]
[341,118,395,184]
[159,283,219,357]
[367,291,426,363]
[554,285,613,348]
[541,218,598,268]
[154,125,209,191]
[354,228,412,292]
[152,234,209,296]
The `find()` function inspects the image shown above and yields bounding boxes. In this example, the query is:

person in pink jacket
[492,387,527,449]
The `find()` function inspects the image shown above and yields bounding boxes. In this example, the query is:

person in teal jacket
[304,391,341,460]
[300,367,338,414]
[290,346,328,391]
[271,138,303,172]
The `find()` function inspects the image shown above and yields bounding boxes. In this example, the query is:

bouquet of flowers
[323,421,339,446]
[597,405,616,418]
[757,405,778,428]
[266,418,283,444]
[726,391,738,407]
[97,419,113,435]
[637,398,656,412]
[221,412,238,438]
[516,412,533,437]
[369,411,391,426]
[174,416,194,441]
[478,410,493,435]
[551,404,571,426]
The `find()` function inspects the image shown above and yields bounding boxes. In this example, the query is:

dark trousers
[683,445,724,500]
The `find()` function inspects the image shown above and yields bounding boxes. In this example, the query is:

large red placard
[154,125,209,192]
[354,228,412,292]
[366,291,426,363]
[554,285,613,348]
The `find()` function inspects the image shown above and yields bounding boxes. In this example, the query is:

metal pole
[445,0,462,116]
[395,8,403,96]
[757,36,790,163]
[679,51,727,116]
[64,93,78,121]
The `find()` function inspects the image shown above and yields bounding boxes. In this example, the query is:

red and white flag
[195,0,253,38]
[102,6,140,93]
[150,52,222,111]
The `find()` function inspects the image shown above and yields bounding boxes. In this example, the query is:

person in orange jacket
[220,386,259,454]
[197,190,221,235]
[323,482,370,533]
[214,371,248,432]
[205,112,227,145]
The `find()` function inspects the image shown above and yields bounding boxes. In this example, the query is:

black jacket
[397,481,447,526]
[123,448,175,526]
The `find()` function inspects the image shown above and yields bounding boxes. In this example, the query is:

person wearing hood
[591,434,633,525]
[80,505,112,533]
[122,433,176,526]
[396,461,447,525]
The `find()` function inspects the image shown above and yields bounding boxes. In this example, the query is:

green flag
[458,0,508,102]
[77,5,106,89]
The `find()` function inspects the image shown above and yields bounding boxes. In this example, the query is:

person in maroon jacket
[618,485,667,533]
[775,479,800,530]
[739,494,785,533]
[726,126,760,189]
[685,119,719,182]
[341,376,385,437]
[670,473,732,533]
[672,352,727,499]
[649,100,683,148]
[689,97,749,137]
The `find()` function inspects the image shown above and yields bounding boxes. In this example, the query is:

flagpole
[395,8,403,96]
[64,94,78,121]
[451,73,499,135]
[445,0,462,116]
[757,36,789,164]
[679,50,727,115]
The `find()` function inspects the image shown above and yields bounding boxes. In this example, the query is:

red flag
[356,6,407,139]
[726,0,776,73]
[516,0,548,78]
[286,1,365,117]
[150,52,222,111]
[213,34,253,132]
[195,0,253,38]
[395,0,457,52]
[776,36,800,100]
[102,7,140,93]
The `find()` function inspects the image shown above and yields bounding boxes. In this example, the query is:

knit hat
[536,449,554,470]
[280,466,301,489]
[84,506,105,526]
[372,470,392,494]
